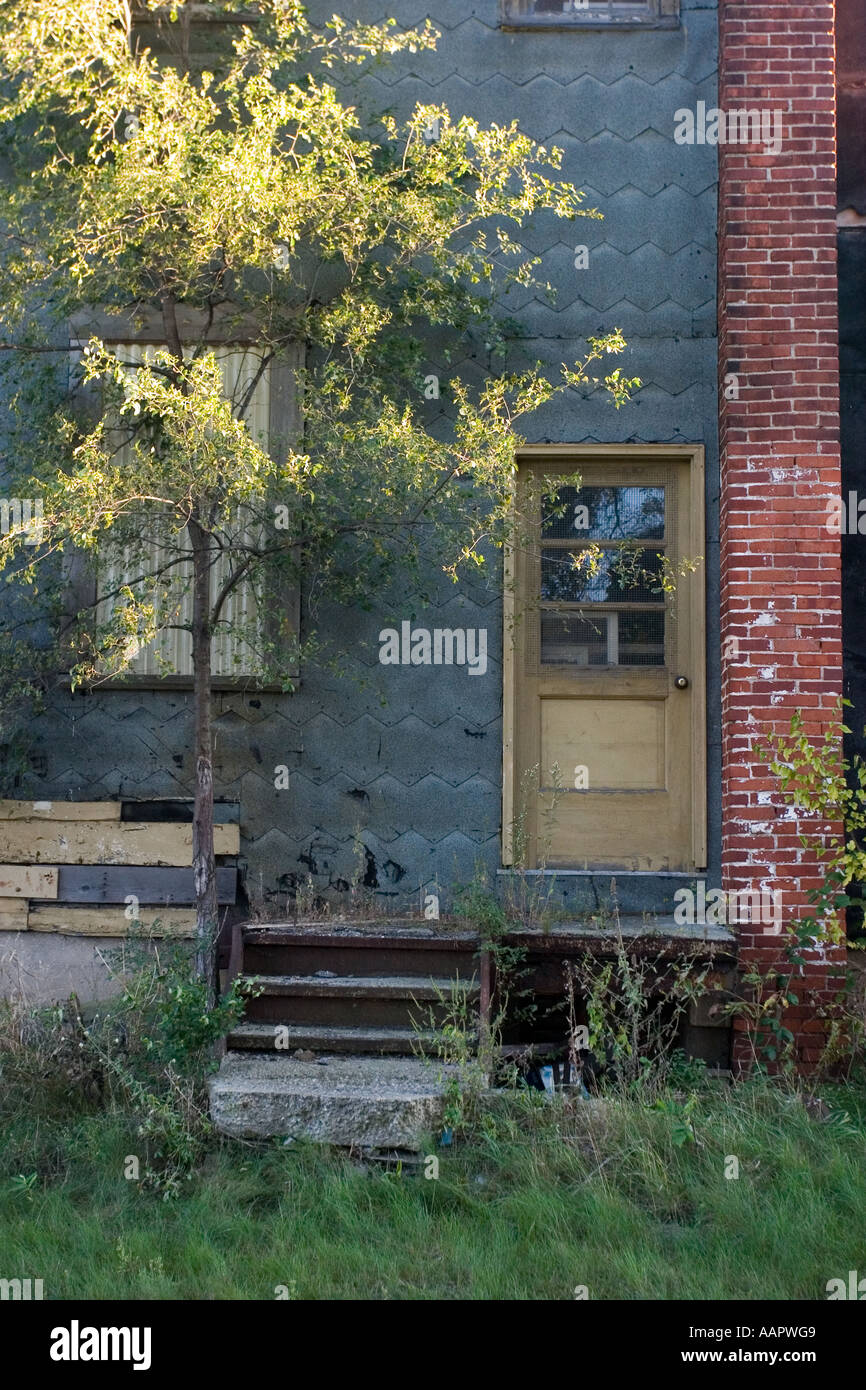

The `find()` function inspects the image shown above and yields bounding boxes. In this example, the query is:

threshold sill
[498,868,702,878]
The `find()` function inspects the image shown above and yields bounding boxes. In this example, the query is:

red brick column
[718,0,847,1071]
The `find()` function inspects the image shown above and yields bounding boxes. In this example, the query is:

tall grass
[2,1026,864,1299]
[2,943,864,1301]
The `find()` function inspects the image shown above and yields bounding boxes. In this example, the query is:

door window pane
[541,609,665,666]
[541,546,664,604]
[542,485,665,541]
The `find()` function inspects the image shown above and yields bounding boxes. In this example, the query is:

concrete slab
[210,1051,458,1149]
[0,932,124,1005]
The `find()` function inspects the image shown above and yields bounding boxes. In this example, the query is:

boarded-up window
[70,336,301,688]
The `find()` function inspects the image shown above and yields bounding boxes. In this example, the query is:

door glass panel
[540,609,665,665]
[541,485,665,541]
[540,547,664,604]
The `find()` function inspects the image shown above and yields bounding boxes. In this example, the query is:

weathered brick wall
[717,0,846,1069]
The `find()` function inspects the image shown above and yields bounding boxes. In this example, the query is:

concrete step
[226,1021,452,1054]
[242,972,479,1028]
[210,1051,458,1149]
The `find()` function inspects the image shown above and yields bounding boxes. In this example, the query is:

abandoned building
[0,0,861,1142]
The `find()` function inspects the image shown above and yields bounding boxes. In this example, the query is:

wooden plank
[267,347,302,681]
[0,865,59,898]
[27,905,197,938]
[0,820,240,865]
[0,898,28,931]
[516,444,703,461]
[0,799,120,821]
[120,799,240,823]
[54,865,237,905]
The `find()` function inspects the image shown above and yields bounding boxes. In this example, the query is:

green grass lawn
[2,1078,865,1300]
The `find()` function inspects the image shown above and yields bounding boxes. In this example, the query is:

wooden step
[241,923,479,979]
[245,973,478,999]
[242,922,477,944]
[242,972,479,1029]
[225,1021,457,1055]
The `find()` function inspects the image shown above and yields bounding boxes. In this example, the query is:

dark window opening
[500,0,679,29]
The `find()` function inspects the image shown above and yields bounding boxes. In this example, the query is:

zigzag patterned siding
[21,1,720,913]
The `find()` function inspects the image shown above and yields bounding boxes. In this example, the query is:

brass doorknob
[675,676,689,689]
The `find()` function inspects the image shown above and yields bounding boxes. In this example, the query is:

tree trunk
[189,516,218,1010]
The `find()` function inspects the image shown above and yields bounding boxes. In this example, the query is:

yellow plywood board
[0,865,59,898]
[0,821,239,866]
[0,799,121,821]
[541,697,665,791]
[27,906,197,937]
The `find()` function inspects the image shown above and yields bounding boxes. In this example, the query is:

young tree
[0,1,637,1007]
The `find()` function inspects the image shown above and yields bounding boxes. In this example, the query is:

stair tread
[242,916,735,946]
[243,922,478,946]
[228,1021,446,1045]
[213,1051,456,1097]
[226,1023,464,1050]
[245,973,478,998]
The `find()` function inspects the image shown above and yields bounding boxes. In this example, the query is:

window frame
[538,481,671,671]
[499,0,680,31]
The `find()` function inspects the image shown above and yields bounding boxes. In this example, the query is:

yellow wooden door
[506,447,706,872]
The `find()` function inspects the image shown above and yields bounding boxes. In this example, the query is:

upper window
[500,0,679,27]
[66,326,302,690]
